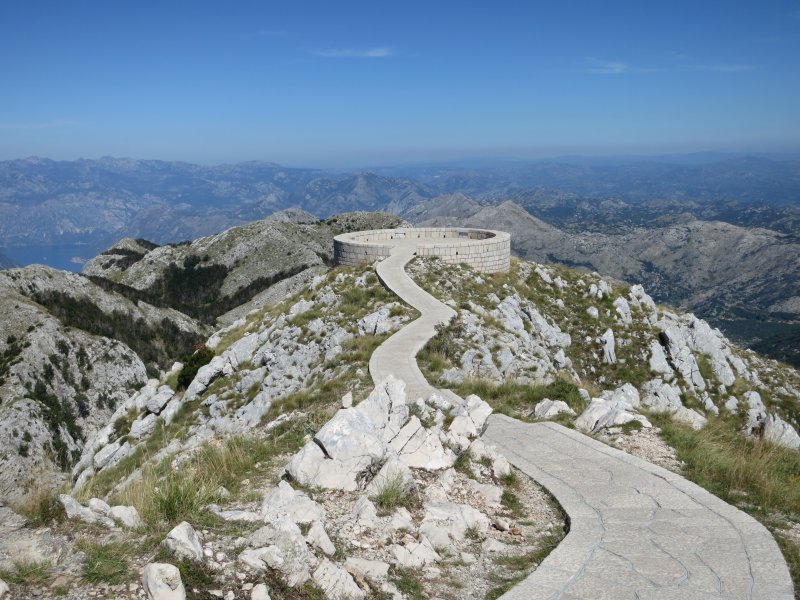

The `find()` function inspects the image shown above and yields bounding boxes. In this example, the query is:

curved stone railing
[334,227,511,273]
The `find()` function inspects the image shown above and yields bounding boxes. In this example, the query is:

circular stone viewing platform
[334,227,511,273]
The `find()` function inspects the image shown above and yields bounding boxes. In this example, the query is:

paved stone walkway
[369,241,795,600]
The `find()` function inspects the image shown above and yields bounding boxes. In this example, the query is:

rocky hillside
[0,212,402,508]
[0,222,798,599]
[411,197,800,367]
[83,211,404,325]
[0,266,206,502]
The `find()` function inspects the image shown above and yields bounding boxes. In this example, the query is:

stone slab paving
[484,417,794,599]
[369,241,459,404]
[369,240,795,600]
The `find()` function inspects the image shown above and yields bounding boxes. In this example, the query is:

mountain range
[1,155,799,366]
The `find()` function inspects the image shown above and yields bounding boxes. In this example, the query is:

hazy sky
[1,1,799,166]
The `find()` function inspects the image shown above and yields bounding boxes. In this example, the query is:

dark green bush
[177,347,215,390]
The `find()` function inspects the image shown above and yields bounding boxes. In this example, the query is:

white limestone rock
[389,536,440,568]
[59,494,114,528]
[306,521,336,556]
[389,507,416,532]
[358,305,398,336]
[683,315,737,387]
[600,329,616,364]
[659,325,706,392]
[673,407,708,430]
[641,379,683,412]
[613,297,632,324]
[341,391,353,409]
[313,559,366,600]
[575,399,651,434]
[146,386,175,415]
[522,304,571,347]
[534,267,552,284]
[251,584,270,600]
[764,414,800,450]
[345,556,390,582]
[601,383,640,408]
[285,442,360,492]
[243,518,314,587]
[467,480,503,507]
[395,426,456,470]
[93,440,123,470]
[88,497,111,516]
[366,454,416,497]
[586,306,599,319]
[164,521,204,562]
[183,356,226,402]
[206,505,262,523]
[129,413,158,440]
[420,501,490,542]
[141,563,186,600]
[261,481,325,525]
[641,379,707,430]
[532,399,576,419]
[353,496,379,529]
[448,394,493,438]
[109,505,144,529]
[648,341,674,380]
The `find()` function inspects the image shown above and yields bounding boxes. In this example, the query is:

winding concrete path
[368,240,795,600]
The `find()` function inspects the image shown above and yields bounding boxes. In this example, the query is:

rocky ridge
[0,266,206,501]
[410,257,800,450]
[411,197,800,367]
[0,222,798,599]
[0,262,563,600]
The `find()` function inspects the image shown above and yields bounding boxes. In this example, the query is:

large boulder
[164,522,203,562]
[108,505,144,529]
[286,376,409,491]
[241,517,315,587]
[59,495,114,528]
[141,563,186,600]
[575,399,650,434]
[642,379,707,430]
[659,325,706,392]
[532,399,575,419]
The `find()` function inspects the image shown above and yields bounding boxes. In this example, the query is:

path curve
[368,241,794,600]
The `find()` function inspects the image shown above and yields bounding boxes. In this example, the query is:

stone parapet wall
[334,227,511,273]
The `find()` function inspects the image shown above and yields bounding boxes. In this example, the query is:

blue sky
[1,0,799,166]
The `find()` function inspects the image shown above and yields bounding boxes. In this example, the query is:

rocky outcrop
[286,376,478,491]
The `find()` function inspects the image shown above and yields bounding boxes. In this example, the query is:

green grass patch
[486,532,564,599]
[78,541,132,584]
[456,378,585,420]
[15,489,65,526]
[621,420,644,434]
[453,451,476,479]
[371,473,414,515]
[501,490,525,517]
[775,533,800,593]
[654,414,800,516]
[390,568,425,600]
[0,560,52,586]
